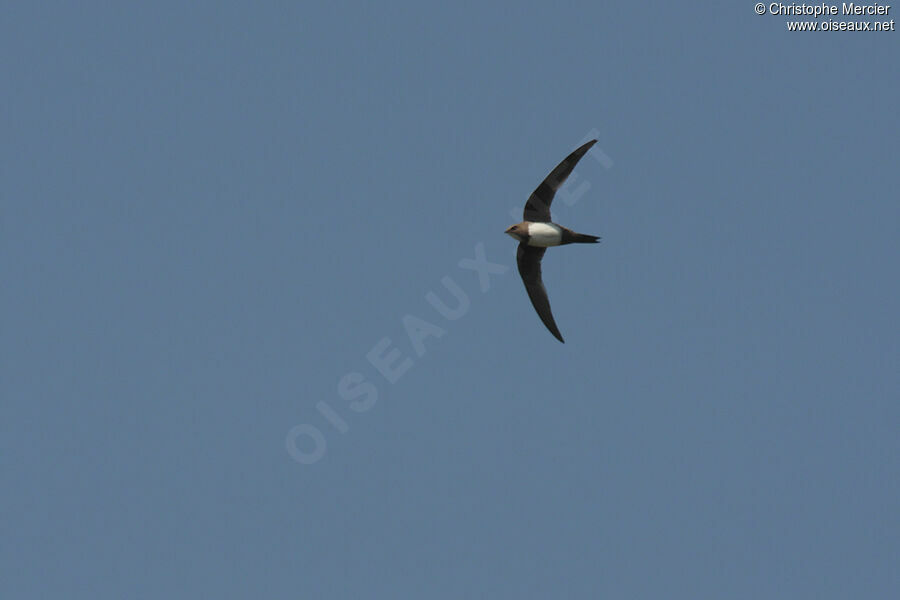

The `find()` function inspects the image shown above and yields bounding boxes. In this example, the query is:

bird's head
[505,223,526,242]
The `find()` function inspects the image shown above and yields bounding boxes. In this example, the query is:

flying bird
[505,140,600,343]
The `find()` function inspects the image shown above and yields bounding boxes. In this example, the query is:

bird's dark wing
[516,243,564,343]
[523,139,597,223]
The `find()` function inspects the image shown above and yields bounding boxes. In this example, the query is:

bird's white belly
[527,222,563,247]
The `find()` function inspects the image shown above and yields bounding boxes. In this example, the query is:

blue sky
[3,3,898,598]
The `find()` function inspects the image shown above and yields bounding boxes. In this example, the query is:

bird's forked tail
[570,233,601,244]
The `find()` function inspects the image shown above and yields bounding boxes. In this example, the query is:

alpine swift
[505,140,600,343]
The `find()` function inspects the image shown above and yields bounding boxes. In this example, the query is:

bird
[505,140,601,343]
